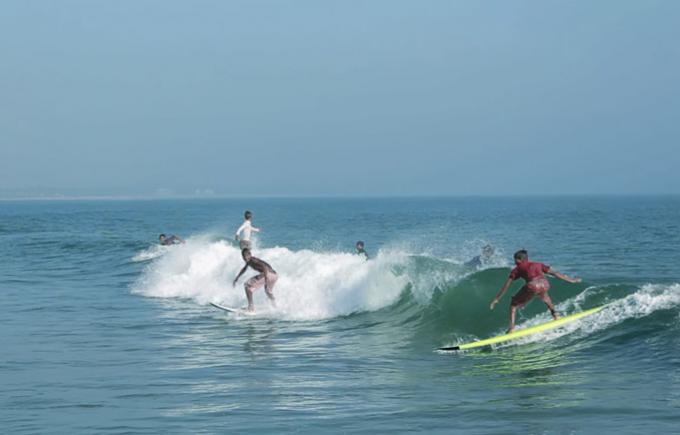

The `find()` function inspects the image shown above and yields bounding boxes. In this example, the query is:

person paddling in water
[233,248,278,312]
[159,234,184,245]
[490,249,581,333]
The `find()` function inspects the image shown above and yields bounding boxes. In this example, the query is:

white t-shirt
[235,220,258,241]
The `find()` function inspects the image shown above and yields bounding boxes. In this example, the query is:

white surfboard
[210,302,255,315]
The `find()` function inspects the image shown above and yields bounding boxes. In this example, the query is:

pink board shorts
[245,271,278,296]
[511,278,550,308]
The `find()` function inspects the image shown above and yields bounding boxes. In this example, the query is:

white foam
[132,241,410,320]
[132,245,171,262]
[582,283,680,331]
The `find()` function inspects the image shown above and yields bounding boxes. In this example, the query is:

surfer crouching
[233,248,278,312]
[490,249,581,333]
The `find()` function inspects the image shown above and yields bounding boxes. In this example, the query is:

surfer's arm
[233,265,248,286]
[546,269,582,284]
[490,278,514,309]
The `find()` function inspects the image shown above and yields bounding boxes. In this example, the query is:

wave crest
[132,241,417,320]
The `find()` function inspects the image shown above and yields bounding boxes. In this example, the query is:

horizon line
[2,193,680,201]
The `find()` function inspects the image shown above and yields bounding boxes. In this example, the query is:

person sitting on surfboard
[233,248,278,312]
[159,234,184,245]
[234,210,260,250]
[490,249,581,333]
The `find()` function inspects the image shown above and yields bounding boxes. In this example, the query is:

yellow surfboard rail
[439,305,606,351]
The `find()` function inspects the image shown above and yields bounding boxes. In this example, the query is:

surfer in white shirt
[235,210,260,250]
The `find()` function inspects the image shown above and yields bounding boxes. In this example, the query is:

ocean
[2,197,679,433]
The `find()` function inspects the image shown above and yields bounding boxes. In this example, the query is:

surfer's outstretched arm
[233,265,248,286]
[546,269,582,284]
[490,278,513,309]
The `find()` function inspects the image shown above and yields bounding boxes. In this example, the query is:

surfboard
[438,305,606,351]
[210,302,255,315]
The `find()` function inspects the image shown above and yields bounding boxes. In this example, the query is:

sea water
[2,197,679,433]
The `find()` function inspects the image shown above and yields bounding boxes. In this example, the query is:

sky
[1,0,679,197]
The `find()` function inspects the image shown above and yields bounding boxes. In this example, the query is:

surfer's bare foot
[247,305,255,312]
[507,327,515,334]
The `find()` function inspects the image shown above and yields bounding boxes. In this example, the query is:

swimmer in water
[159,234,184,245]
[355,241,368,260]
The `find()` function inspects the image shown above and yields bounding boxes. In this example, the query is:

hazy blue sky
[1,0,679,197]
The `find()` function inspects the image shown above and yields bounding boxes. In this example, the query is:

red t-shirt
[509,261,550,282]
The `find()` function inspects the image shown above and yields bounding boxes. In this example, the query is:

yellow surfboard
[439,305,606,351]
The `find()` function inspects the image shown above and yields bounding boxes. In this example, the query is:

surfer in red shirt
[490,249,581,333]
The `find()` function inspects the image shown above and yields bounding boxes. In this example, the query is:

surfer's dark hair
[356,241,364,248]
[241,248,251,257]
[514,249,528,261]
[244,210,252,220]
[159,234,166,239]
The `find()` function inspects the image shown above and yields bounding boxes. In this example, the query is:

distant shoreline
[1,193,679,202]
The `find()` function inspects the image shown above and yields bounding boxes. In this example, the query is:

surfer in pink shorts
[490,249,581,332]
[233,248,278,312]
